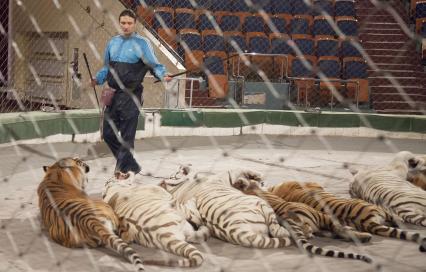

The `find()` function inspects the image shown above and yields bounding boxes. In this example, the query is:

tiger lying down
[102,174,210,267]
[269,180,426,252]
[231,178,373,263]
[160,166,373,263]
[349,151,426,251]
[37,158,145,272]
[160,167,292,248]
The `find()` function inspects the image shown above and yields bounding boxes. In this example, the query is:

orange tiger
[37,157,166,271]
[269,181,426,252]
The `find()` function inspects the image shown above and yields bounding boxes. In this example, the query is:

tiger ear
[43,166,49,172]
[408,158,419,169]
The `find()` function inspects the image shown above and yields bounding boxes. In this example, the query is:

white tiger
[407,155,426,190]
[159,166,292,248]
[349,151,426,231]
[102,175,210,267]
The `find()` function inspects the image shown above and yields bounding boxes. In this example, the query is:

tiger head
[43,157,90,190]
[226,169,265,192]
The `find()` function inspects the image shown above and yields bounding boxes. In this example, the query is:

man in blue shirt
[92,9,172,179]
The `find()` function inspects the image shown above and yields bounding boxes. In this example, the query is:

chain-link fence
[1,0,425,114]
[1,1,426,272]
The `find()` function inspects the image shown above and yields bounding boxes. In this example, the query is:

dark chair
[336,16,358,37]
[312,0,334,16]
[335,0,356,17]
[243,15,265,33]
[174,0,194,8]
[209,0,231,11]
[250,0,273,13]
[267,16,288,34]
[312,15,336,37]
[315,36,339,57]
[415,1,426,18]
[292,34,315,56]
[247,32,273,79]
[270,33,292,79]
[290,15,312,34]
[220,15,242,32]
[289,55,317,106]
[317,56,343,104]
[292,0,313,15]
[177,30,204,71]
[203,32,227,59]
[152,7,174,31]
[340,38,362,57]
[203,55,229,98]
[175,8,197,31]
[198,13,218,31]
[342,57,369,102]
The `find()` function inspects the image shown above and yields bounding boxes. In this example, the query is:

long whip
[153,53,240,83]
[82,52,101,111]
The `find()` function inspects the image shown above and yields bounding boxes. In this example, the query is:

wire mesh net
[1,0,426,271]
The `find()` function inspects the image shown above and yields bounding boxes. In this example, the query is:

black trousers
[102,87,142,173]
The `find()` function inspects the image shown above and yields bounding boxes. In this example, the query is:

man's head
[119,9,136,37]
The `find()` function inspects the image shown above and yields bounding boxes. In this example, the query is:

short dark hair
[119,9,136,21]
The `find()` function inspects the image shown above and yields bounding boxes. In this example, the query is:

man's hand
[90,78,98,87]
[163,74,173,82]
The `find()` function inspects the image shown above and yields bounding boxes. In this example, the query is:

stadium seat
[231,0,251,22]
[177,30,204,71]
[174,0,193,9]
[247,32,273,79]
[267,16,288,34]
[290,15,313,34]
[270,33,292,80]
[335,0,356,17]
[213,0,231,11]
[289,55,317,106]
[292,34,315,56]
[220,15,242,32]
[250,0,273,14]
[198,13,219,32]
[225,32,247,53]
[312,16,336,37]
[202,31,227,59]
[272,0,293,23]
[203,55,229,98]
[152,7,174,31]
[340,38,362,57]
[197,0,212,10]
[342,57,369,103]
[336,16,358,37]
[315,36,339,57]
[317,56,343,104]
[153,0,174,7]
[415,1,426,18]
[175,8,197,31]
[225,32,248,76]
[292,0,313,15]
[312,0,334,16]
[243,15,265,33]
[411,0,425,18]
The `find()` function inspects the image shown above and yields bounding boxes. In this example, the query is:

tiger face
[43,157,90,190]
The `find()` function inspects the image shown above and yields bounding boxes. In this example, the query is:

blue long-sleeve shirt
[96,33,167,87]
